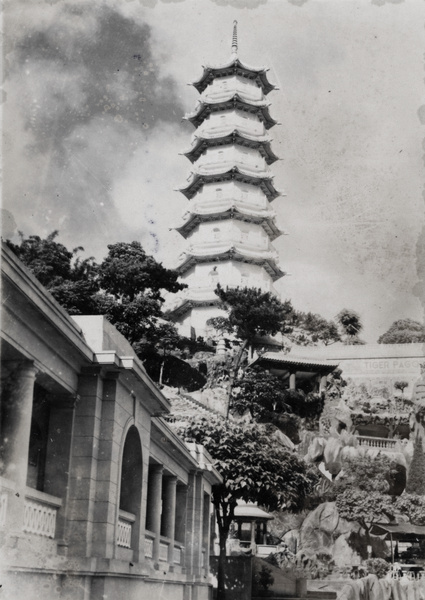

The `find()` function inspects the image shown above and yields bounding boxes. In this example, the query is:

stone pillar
[319,374,328,394]
[289,372,296,391]
[184,470,200,575]
[1,361,38,537]
[43,394,78,547]
[146,465,163,565]
[66,367,104,557]
[162,476,177,564]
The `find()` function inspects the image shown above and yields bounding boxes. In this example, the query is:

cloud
[3,0,185,257]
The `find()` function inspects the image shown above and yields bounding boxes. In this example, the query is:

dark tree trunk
[226,338,249,418]
[214,497,236,600]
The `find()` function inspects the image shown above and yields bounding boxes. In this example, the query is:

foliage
[332,454,400,497]
[336,309,365,344]
[394,494,425,525]
[253,564,274,592]
[230,368,290,421]
[326,369,348,400]
[287,311,341,346]
[176,414,317,600]
[394,381,409,395]
[365,558,390,579]
[405,437,425,495]
[378,319,425,344]
[6,231,100,314]
[6,233,189,383]
[336,489,395,534]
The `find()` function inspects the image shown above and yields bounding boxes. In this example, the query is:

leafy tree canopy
[6,233,188,382]
[287,311,341,346]
[336,308,365,344]
[176,413,317,599]
[378,319,425,344]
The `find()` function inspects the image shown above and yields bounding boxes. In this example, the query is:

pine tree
[405,436,425,495]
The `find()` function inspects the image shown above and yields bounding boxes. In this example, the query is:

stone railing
[159,539,170,562]
[356,436,399,451]
[116,509,135,548]
[23,489,62,538]
[173,543,184,565]
[144,530,155,559]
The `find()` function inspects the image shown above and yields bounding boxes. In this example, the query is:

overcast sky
[3,0,425,342]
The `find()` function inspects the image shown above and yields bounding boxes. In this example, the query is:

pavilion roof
[234,503,274,521]
[370,523,425,539]
[251,351,339,372]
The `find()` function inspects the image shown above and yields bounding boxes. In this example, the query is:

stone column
[162,476,177,564]
[319,374,328,394]
[1,361,38,538]
[146,465,163,565]
[43,394,78,548]
[289,372,296,391]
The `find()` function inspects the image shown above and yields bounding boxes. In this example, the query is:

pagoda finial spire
[231,20,238,56]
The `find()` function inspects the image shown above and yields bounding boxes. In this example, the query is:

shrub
[365,558,390,579]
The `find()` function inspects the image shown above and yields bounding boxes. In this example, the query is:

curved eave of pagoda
[168,297,221,320]
[185,96,277,130]
[192,58,276,95]
[175,209,282,241]
[178,168,281,202]
[176,248,285,281]
[182,131,279,165]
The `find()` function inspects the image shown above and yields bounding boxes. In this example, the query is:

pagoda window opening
[213,227,221,240]
[216,188,223,198]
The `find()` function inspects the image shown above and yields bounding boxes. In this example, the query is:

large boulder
[298,502,361,567]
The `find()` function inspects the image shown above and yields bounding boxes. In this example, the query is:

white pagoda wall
[198,110,265,137]
[191,181,267,208]
[189,220,270,249]
[180,261,276,293]
[202,75,264,102]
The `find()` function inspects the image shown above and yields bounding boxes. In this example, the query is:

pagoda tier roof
[184,94,277,129]
[175,206,282,241]
[168,297,221,320]
[178,167,281,202]
[192,57,276,95]
[182,130,279,164]
[176,247,285,281]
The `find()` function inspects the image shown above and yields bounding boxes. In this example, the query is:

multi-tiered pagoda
[170,22,285,339]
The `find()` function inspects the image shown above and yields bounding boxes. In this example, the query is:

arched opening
[119,426,143,515]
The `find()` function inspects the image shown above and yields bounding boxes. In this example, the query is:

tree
[405,436,425,495]
[336,309,365,345]
[394,381,409,396]
[394,493,425,525]
[333,455,400,548]
[6,231,100,314]
[209,285,293,380]
[287,311,341,346]
[378,319,425,344]
[6,234,188,381]
[177,414,317,600]
[336,490,395,546]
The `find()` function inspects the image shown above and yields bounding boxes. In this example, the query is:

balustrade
[23,490,62,538]
[159,540,170,562]
[144,532,155,559]
[173,544,183,565]
[356,436,398,450]
[116,509,135,549]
